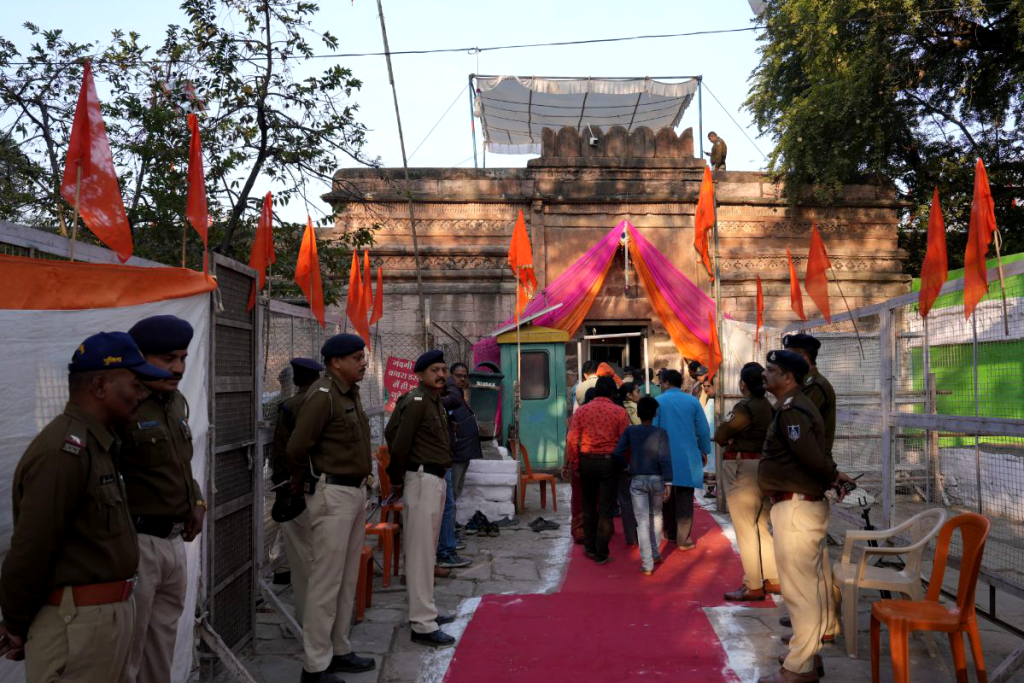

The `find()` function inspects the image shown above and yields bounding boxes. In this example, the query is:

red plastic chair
[354,546,373,623]
[376,445,404,524]
[870,513,991,683]
[365,522,400,587]
[516,443,557,512]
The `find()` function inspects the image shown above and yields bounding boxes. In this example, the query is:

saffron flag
[185,113,209,254]
[787,248,806,321]
[246,192,275,311]
[508,209,538,321]
[755,275,764,351]
[60,60,133,262]
[294,215,325,328]
[370,266,384,327]
[804,222,832,323]
[362,250,372,314]
[346,250,370,344]
[693,166,715,279]
[706,310,722,381]
[964,159,997,319]
[918,188,948,318]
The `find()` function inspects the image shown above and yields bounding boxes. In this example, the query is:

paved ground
[237,484,1024,683]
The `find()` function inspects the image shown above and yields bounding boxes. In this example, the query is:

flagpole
[182,227,187,268]
[711,170,725,514]
[69,165,82,262]
[513,271,522,478]
[829,266,866,359]
[994,229,1010,336]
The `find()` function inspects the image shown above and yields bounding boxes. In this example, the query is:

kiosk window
[520,351,550,400]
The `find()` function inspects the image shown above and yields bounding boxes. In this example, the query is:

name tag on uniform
[99,474,116,485]
[318,387,329,393]
[137,420,161,429]
[413,397,423,401]
[62,435,84,455]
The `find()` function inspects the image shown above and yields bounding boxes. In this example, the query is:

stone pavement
[236,484,1024,683]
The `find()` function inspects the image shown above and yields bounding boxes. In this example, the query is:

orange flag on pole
[964,158,997,319]
[693,166,715,279]
[60,60,133,262]
[804,222,832,323]
[185,113,209,255]
[918,188,948,318]
[508,209,538,321]
[362,250,372,314]
[246,192,275,310]
[370,266,384,327]
[706,310,722,381]
[755,275,764,352]
[787,248,806,321]
[346,250,370,344]
[294,215,325,327]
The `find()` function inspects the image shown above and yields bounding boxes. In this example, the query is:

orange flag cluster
[346,248,384,346]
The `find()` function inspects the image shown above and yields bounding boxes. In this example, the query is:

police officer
[0,332,172,683]
[757,351,854,683]
[286,334,375,682]
[783,334,836,455]
[385,349,456,647]
[269,358,324,624]
[121,315,206,683]
[714,362,779,602]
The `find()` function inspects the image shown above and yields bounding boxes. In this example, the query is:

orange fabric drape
[508,209,538,321]
[185,113,209,255]
[246,192,275,311]
[0,255,216,310]
[370,266,384,327]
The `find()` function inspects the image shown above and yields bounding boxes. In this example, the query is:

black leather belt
[324,474,366,488]
[406,462,447,478]
[580,452,613,460]
[134,515,186,539]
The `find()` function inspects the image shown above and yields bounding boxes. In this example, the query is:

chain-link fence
[782,258,1024,606]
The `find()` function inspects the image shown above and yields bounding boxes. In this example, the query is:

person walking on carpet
[613,396,673,575]
[654,369,712,550]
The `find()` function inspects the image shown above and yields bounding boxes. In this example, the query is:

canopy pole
[698,76,704,159]
[376,0,429,352]
[468,74,478,169]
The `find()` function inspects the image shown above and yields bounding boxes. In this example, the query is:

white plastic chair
[834,507,947,658]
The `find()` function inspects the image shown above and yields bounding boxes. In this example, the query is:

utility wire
[408,83,468,161]
[702,81,768,161]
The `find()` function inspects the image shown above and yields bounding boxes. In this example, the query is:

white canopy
[473,75,699,155]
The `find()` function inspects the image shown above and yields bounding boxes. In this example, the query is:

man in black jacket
[445,364,482,499]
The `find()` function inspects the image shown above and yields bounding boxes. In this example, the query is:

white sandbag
[467,459,518,474]
[459,484,514,503]
[462,472,519,487]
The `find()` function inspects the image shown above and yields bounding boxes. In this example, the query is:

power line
[702,81,768,161]
[408,83,467,161]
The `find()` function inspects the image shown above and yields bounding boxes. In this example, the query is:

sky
[6,0,770,220]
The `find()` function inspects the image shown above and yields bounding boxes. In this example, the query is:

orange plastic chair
[376,446,404,524]
[516,443,557,512]
[870,513,991,683]
[365,522,400,587]
[354,546,374,623]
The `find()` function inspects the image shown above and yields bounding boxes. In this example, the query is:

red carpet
[444,505,767,683]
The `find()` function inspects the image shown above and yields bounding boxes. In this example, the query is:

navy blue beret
[414,349,445,373]
[129,315,194,354]
[69,332,173,380]
[783,333,821,351]
[766,350,809,378]
[290,358,324,373]
[321,334,365,360]
[290,357,323,386]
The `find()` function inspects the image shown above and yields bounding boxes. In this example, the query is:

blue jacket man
[653,369,711,549]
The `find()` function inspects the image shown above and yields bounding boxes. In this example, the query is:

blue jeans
[629,475,665,571]
[436,469,456,560]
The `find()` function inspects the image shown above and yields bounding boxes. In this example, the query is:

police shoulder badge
[787,424,801,441]
[62,434,85,455]
[805,375,814,386]
[725,411,734,422]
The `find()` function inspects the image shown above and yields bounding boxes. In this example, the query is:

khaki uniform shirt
[286,375,372,483]
[574,375,599,406]
[385,386,452,483]
[0,403,138,637]
[270,388,309,485]
[758,388,838,498]
[714,395,773,453]
[710,138,727,169]
[802,367,836,455]
[119,391,200,520]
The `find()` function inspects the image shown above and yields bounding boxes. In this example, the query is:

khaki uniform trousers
[26,587,134,683]
[721,459,777,589]
[402,467,446,634]
[280,509,312,624]
[771,498,836,675]
[302,480,366,672]
[127,535,187,683]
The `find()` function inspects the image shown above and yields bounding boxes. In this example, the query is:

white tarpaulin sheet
[474,75,698,154]
[0,294,210,683]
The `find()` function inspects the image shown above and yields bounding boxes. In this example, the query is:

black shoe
[327,652,376,673]
[584,550,596,560]
[299,669,344,683]
[436,554,471,569]
[411,629,456,647]
[437,614,456,625]
[594,556,613,565]
[486,523,500,537]
[779,615,792,628]
[464,511,489,535]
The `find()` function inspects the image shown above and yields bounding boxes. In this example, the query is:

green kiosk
[497,325,569,470]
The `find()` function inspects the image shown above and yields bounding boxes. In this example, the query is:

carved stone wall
[326,126,910,364]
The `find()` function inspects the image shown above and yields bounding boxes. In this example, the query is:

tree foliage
[745,0,1024,271]
[0,1,378,303]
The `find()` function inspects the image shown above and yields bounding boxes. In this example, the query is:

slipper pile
[464,511,500,537]
[529,517,560,532]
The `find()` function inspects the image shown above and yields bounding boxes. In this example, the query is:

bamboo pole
[829,266,866,359]
[69,165,82,262]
